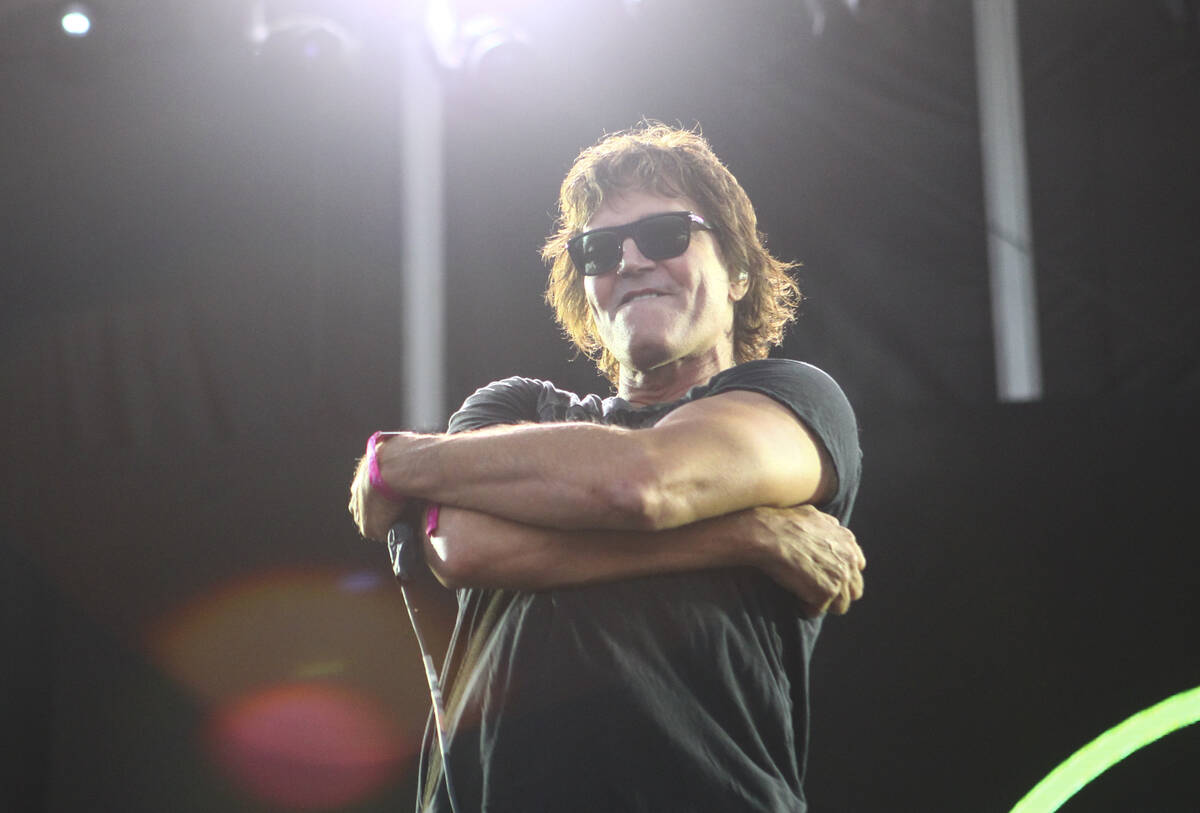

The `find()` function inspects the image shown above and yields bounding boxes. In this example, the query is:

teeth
[626,293,659,303]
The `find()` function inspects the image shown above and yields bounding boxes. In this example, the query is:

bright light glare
[61,9,92,37]
[1010,685,1200,813]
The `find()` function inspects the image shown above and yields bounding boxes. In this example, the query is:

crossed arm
[348,389,864,615]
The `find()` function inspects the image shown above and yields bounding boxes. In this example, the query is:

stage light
[245,1,361,71]
[251,17,359,67]
[424,0,535,76]
[60,4,92,37]
[460,14,532,75]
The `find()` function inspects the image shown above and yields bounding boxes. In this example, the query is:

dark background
[3,0,1199,810]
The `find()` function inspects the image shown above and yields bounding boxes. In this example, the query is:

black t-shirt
[421,359,861,813]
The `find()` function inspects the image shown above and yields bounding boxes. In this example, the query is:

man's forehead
[584,189,699,230]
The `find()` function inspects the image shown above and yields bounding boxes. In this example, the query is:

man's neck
[617,348,733,406]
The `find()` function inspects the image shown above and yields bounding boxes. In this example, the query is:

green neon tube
[1010,685,1200,813]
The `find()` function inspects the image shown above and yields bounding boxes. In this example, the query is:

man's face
[583,190,746,376]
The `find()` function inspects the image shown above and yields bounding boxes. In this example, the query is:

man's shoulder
[462,375,558,405]
[448,376,606,433]
[705,358,836,390]
[691,359,850,412]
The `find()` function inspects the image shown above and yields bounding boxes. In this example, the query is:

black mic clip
[387,509,426,584]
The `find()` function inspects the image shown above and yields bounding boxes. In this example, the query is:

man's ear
[729,270,750,302]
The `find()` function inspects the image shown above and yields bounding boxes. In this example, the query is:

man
[349,123,864,812]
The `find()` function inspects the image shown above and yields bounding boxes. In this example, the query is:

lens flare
[148,567,454,807]
[206,682,404,810]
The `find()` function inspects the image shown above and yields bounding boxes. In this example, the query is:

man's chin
[621,340,676,375]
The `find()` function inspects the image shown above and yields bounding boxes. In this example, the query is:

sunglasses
[567,211,713,276]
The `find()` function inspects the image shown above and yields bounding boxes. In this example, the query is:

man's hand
[347,447,407,542]
[746,505,865,617]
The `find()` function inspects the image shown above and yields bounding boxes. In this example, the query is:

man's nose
[616,237,653,275]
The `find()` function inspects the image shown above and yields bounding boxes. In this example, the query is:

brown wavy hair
[542,122,802,385]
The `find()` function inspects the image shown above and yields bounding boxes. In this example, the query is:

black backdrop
[3,1,1199,810]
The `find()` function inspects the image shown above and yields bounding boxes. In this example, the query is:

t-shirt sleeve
[446,377,547,435]
[703,359,862,523]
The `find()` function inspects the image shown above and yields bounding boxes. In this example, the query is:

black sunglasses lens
[571,232,621,276]
[634,214,691,260]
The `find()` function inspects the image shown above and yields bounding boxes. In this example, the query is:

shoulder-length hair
[542,122,802,385]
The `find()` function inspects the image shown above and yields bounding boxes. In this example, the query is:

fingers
[348,456,385,539]
[829,539,865,615]
[827,521,865,572]
[821,568,852,615]
[811,516,864,615]
[851,536,866,571]
[348,458,366,534]
[827,569,863,615]
[822,562,860,616]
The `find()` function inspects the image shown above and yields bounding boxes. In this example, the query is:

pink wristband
[425,503,440,537]
[365,431,407,505]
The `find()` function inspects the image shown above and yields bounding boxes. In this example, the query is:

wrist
[366,431,407,504]
[730,506,778,570]
[378,431,442,502]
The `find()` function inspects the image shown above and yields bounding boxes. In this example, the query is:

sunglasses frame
[567,211,713,277]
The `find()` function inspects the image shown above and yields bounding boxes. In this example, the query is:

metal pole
[973,0,1043,402]
[399,26,445,430]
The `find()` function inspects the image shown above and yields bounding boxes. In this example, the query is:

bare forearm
[376,424,657,531]
[370,389,831,535]
[425,505,759,591]
[425,503,865,616]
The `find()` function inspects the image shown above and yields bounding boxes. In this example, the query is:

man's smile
[618,288,669,307]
